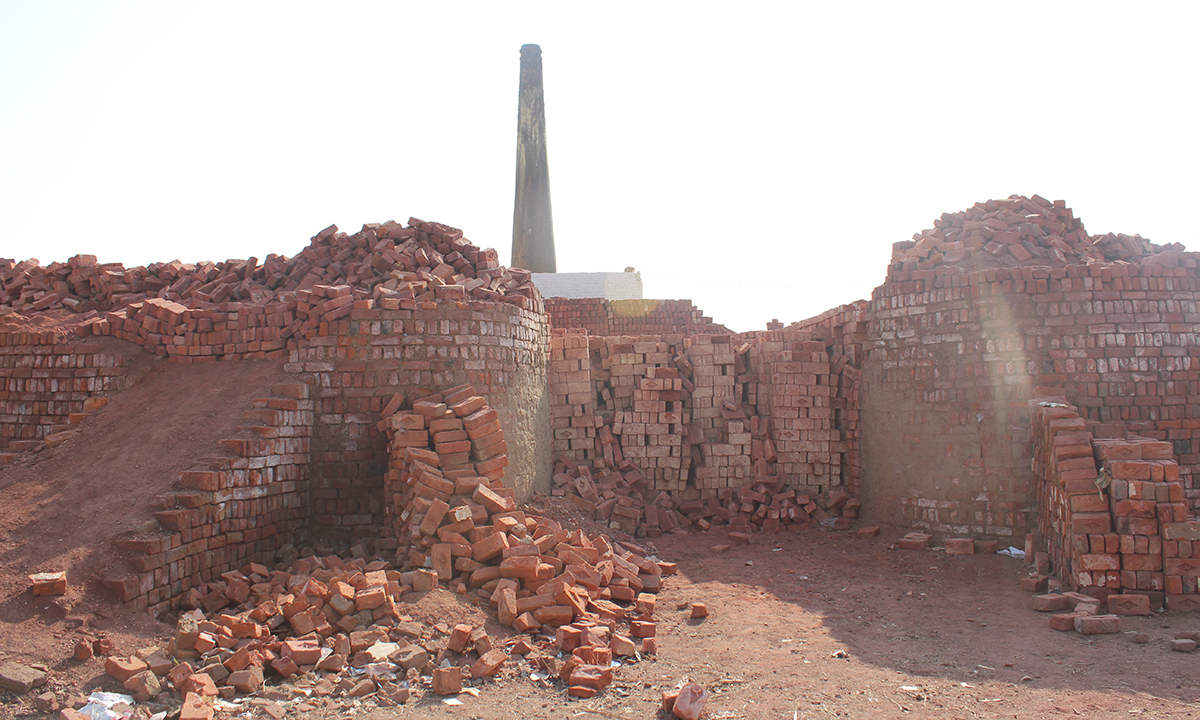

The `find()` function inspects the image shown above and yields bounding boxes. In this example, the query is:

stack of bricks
[613,366,690,491]
[1030,395,1105,594]
[686,335,746,495]
[544,297,728,336]
[790,304,869,497]
[753,339,837,497]
[2,219,539,319]
[866,194,1200,539]
[548,332,599,464]
[106,382,313,610]
[288,297,550,548]
[92,297,292,361]
[5,218,542,364]
[547,327,867,532]
[1030,394,1199,611]
[1095,435,1196,611]
[0,335,133,452]
[383,385,513,572]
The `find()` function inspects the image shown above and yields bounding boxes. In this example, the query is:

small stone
[73,639,93,661]
[0,661,49,694]
[33,692,58,712]
[123,670,161,703]
[104,656,148,683]
[1129,632,1150,644]
[672,682,710,720]
[432,666,461,695]
[689,603,708,619]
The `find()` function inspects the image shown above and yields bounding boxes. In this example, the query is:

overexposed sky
[2,2,1198,332]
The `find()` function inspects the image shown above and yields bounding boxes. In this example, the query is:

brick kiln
[2,193,1198,611]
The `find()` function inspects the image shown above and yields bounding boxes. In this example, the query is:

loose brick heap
[891,194,1183,275]
[3,218,542,362]
[382,385,668,666]
[1030,393,1200,612]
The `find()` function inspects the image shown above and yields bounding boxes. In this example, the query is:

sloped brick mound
[0,353,286,664]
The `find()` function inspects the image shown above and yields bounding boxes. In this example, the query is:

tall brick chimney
[511,44,556,273]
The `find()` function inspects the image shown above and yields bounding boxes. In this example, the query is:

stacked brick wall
[545,298,728,336]
[285,301,551,550]
[1030,394,1200,611]
[863,196,1200,540]
[548,322,866,534]
[107,381,314,610]
[0,333,138,453]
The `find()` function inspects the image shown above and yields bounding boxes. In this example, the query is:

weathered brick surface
[0,337,134,450]
[545,298,727,336]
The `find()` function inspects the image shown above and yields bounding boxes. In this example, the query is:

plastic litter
[78,692,135,720]
[997,546,1025,558]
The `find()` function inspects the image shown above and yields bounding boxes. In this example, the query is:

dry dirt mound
[0,351,287,669]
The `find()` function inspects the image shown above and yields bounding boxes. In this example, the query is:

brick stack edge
[544,298,729,337]
[1030,390,1200,611]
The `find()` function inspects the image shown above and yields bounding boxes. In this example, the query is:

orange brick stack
[754,339,836,496]
[1031,394,1200,611]
[548,332,599,464]
[382,385,512,571]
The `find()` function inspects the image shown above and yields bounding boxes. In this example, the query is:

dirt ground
[3,520,1199,720]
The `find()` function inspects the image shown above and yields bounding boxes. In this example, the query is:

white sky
[2,2,1198,332]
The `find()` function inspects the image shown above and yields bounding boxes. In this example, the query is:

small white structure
[531,269,643,300]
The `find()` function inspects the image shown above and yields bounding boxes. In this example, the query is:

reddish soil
[5,519,1199,719]
[0,351,286,700]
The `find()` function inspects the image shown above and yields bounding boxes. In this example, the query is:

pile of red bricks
[545,298,728,336]
[1030,393,1200,612]
[2,218,542,362]
[380,384,669,696]
[890,194,1183,276]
